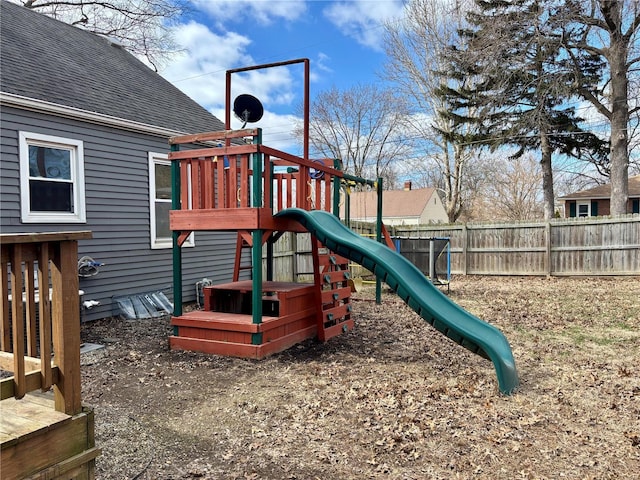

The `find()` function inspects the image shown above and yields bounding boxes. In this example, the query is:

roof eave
[1,91,188,139]
[560,196,611,201]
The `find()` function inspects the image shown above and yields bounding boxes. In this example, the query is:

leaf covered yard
[81,276,640,479]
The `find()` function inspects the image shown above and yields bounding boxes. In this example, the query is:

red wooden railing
[168,129,344,216]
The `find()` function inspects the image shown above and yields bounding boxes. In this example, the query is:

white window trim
[19,131,86,223]
[149,153,194,249]
[577,201,591,217]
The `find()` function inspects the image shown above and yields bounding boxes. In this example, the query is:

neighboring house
[345,182,449,225]
[0,1,239,321]
[559,175,640,218]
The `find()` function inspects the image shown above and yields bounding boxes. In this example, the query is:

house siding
[419,194,449,224]
[564,199,636,218]
[1,106,242,321]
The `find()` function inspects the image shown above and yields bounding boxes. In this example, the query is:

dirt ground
[80,276,640,480]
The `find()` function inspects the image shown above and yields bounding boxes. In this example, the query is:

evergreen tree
[437,0,608,219]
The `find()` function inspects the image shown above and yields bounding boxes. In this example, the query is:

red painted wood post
[324,174,332,212]
[286,175,293,208]
[180,161,189,210]
[240,154,249,207]
[203,158,213,209]
[191,160,201,210]
[216,154,225,208]
[229,154,238,208]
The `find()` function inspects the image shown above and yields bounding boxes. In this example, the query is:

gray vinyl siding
[1,106,243,321]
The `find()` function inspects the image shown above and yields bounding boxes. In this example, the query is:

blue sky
[161,0,406,153]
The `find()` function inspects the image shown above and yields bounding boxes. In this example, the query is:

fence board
[390,215,639,276]
[260,216,639,278]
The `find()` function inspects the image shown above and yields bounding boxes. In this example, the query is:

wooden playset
[168,59,384,359]
[168,59,519,394]
[167,125,379,358]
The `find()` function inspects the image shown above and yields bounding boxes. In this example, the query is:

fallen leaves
[79,276,640,479]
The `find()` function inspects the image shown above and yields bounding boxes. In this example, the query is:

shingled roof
[560,175,640,200]
[0,0,224,135]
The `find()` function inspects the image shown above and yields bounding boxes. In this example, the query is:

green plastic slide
[276,208,519,395]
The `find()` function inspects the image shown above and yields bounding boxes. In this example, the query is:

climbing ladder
[312,240,354,341]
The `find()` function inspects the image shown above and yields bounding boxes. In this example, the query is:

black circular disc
[233,94,264,124]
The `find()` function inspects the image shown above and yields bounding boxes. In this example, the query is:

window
[149,153,193,249]
[19,132,86,223]
[577,202,590,217]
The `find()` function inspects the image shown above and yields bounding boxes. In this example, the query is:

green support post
[332,159,342,218]
[251,129,263,344]
[375,177,383,304]
[266,159,274,282]
[171,144,182,329]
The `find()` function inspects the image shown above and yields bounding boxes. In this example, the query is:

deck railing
[168,129,345,218]
[0,231,91,415]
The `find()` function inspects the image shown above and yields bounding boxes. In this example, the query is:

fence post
[462,224,468,275]
[545,222,552,277]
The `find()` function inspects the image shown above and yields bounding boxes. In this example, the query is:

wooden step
[1,393,100,479]
[169,323,317,360]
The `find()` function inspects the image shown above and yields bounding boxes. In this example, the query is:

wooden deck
[1,232,100,479]
[1,392,100,479]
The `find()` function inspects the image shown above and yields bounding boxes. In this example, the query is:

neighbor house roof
[0,0,224,135]
[348,188,438,219]
[559,175,640,200]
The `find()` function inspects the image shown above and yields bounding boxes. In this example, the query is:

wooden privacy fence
[260,216,639,278]
[392,215,640,276]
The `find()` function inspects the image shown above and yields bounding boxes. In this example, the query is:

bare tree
[560,0,640,215]
[19,0,186,69]
[303,84,413,187]
[383,0,476,222]
[484,154,544,221]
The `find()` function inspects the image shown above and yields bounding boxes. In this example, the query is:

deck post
[10,244,25,399]
[51,240,82,415]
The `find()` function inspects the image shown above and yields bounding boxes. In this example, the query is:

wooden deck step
[1,392,100,479]
[172,310,279,333]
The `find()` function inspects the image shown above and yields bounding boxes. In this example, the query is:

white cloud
[161,21,302,151]
[192,0,308,26]
[162,22,252,106]
[323,0,405,51]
